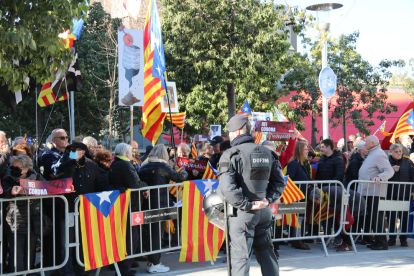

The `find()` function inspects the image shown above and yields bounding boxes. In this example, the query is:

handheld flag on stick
[191,139,198,158]
[202,162,219,180]
[390,109,414,143]
[376,121,392,136]
[24,134,37,147]
[237,100,252,117]
[141,0,167,145]
[179,180,225,262]
[255,131,263,144]
[274,106,289,122]
[79,190,131,271]
[281,176,305,204]
[166,111,186,129]
[169,166,184,197]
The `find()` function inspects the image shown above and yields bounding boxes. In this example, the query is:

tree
[283,31,403,147]
[388,58,414,96]
[0,0,88,92]
[162,0,306,135]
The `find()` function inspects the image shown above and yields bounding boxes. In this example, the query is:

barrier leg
[114,262,122,276]
[320,238,329,257]
[94,267,101,276]
[349,234,357,254]
[224,202,231,276]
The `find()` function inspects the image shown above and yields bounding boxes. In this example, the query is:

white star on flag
[156,65,161,76]
[244,107,249,112]
[96,191,113,205]
[203,179,215,192]
[410,118,414,125]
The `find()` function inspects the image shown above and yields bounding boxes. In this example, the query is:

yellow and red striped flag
[237,100,252,117]
[306,189,334,225]
[276,214,300,228]
[255,131,263,144]
[281,176,305,204]
[141,0,167,145]
[390,109,414,143]
[79,190,131,271]
[166,111,186,129]
[180,180,225,262]
[169,166,184,197]
[37,80,69,107]
[191,139,198,158]
[202,162,219,180]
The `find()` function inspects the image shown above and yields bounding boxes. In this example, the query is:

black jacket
[139,160,188,209]
[315,149,345,182]
[109,157,147,210]
[2,170,43,234]
[196,155,210,162]
[42,147,65,180]
[345,152,365,184]
[286,160,311,196]
[387,156,414,200]
[0,151,10,177]
[209,153,221,170]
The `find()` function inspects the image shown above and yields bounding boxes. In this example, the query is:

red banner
[176,157,207,172]
[19,178,73,196]
[255,121,295,141]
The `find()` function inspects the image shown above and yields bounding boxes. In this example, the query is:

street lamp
[306,3,343,140]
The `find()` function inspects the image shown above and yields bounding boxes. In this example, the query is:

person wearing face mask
[2,155,70,273]
[386,143,414,247]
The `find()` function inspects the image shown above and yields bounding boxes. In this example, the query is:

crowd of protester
[0,127,414,275]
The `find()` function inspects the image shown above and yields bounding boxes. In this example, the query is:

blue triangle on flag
[83,190,120,217]
[193,179,219,197]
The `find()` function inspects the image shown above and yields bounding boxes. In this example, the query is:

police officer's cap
[226,114,249,132]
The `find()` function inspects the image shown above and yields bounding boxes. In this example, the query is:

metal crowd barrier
[344,180,414,253]
[75,183,183,276]
[272,180,346,257]
[0,195,70,276]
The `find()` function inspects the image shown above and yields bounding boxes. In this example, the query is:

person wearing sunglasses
[42,129,69,180]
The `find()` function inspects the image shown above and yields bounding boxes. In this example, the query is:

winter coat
[387,156,414,201]
[139,158,188,209]
[358,144,394,197]
[109,156,147,210]
[322,186,366,217]
[2,170,43,234]
[315,149,345,182]
[286,160,311,196]
[0,151,10,177]
[209,153,222,170]
[41,147,65,180]
[346,152,365,184]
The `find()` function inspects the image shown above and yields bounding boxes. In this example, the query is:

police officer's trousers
[228,205,278,276]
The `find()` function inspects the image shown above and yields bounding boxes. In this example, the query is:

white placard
[118,28,144,106]
[210,125,222,139]
[161,81,179,113]
[249,112,274,130]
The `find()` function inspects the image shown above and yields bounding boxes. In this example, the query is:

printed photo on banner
[210,125,222,139]
[161,81,179,112]
[118,27,144,106]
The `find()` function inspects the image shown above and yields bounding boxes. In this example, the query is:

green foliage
[0,0,88,92]
[161,0,306,135]
[388,58,414,96]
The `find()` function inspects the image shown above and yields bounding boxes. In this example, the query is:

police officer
[218,114,285,276]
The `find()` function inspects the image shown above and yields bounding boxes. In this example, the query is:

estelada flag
[79,190,131,271]
[237,100,252,117]
[202,162,219,180]
[281,176,305,204]
[180,179,225,262]
[378,121,392,136]
[390,109,414,143]
[166,111,186,129]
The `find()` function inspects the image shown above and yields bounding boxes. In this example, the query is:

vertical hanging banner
[118,26,145,106]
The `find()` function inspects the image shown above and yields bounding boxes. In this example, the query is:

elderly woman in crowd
[93,150,112,183]
[387,143,414,247]
[108,143,148,276]
[139,144,188,273]
[2,156,46,273]
[345,141,368,187]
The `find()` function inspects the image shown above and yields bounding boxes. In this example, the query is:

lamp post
[306,3,343,139]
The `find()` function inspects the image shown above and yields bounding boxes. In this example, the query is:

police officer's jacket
[218,134,285,211]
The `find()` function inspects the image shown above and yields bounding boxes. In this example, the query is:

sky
[280,0,414,73]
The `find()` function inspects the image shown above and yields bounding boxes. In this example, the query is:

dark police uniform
[218,114,285,276]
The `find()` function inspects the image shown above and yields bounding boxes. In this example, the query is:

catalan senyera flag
[180,179,225,262]
[166,111,186,129]
[37,77,69,107]
[141,0,167,145]
[79,190,131,271]
[390,109,414,143]
[237,100,252,117]
[276,214,300,228]
[281,176,305,205]
[377,121,392,137]
[191,139,198,158]
[24,134,37,147]
[306,189,334,225]
[202,162,219,180]
[169,166,184,197]
[255,131,263,144]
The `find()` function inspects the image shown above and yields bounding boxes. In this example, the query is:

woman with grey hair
[108,143,148,275]
[138,144,188,273]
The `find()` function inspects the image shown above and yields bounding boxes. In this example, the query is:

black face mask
[10,166,23,178]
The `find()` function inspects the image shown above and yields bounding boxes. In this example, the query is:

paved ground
[98,238,414,276]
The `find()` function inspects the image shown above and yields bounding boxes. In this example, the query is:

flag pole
[35,79,39,163]
[166,93,176,155]
[181,128,183,144]
[130,106,134,146]
[373,120,385,136]
[64,78,72,142]
[70,90,75,142]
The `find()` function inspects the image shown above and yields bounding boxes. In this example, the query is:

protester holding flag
[218,114,284,275]
[139,144,188,273]
[109,143,148,276]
